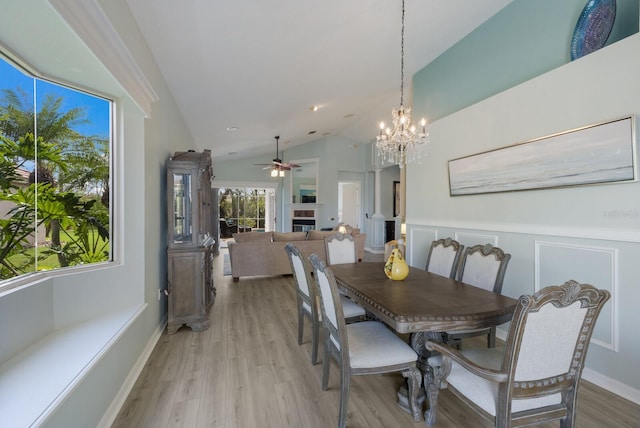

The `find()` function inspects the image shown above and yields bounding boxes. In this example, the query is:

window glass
[0,55,111,282]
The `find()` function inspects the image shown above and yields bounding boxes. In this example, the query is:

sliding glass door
[218,187,275,237]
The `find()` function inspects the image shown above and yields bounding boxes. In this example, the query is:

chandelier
[376,0,429,168]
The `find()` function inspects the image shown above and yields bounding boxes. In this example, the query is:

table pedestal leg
[396,331,443,418]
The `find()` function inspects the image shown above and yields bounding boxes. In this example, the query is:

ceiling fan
[255,136,300,176]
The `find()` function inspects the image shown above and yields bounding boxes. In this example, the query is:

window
[0,54,111,283]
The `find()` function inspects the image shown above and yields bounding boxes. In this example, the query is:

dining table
[329,262,518,425]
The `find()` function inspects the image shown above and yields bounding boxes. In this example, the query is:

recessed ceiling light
[226,126,239,131]
[343,113,354,119]
[228,151,237,155]
[308,130,317,135]
[322,132,331,136]
[310,105,319,112]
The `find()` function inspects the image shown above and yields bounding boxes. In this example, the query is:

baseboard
[97,314,167,428]
[582,368,640,405]
[495,328,640,406]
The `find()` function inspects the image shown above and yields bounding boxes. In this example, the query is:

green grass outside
[6,227,109,272]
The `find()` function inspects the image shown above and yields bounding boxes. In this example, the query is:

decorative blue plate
[570,0,616,60]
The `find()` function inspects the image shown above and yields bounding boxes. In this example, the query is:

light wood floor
[113,250,640,428]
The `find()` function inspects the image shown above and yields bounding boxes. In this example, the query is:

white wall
[406,34,640,401]
[0,0,196,426]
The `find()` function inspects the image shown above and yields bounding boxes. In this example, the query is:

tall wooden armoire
[166,150,215,334]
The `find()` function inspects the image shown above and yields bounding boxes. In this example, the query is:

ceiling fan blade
[282,162,300,168]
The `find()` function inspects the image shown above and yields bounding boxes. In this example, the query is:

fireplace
[292,208,316,232]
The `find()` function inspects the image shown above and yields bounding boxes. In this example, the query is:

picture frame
[448,116,636,196]
[393,181,400,217]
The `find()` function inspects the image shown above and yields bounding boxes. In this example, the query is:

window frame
[0,51,115,293]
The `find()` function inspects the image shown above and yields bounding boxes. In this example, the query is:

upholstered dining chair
[423,280,610,428]
[309,254,422,428]
[425,237,464,279]
[285,243,365,365]
[325,233,357,265]
[444,243,511,348]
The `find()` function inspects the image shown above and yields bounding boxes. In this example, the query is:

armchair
[424,280,610,427]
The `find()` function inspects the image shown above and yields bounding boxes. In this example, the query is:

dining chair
[425,237,464,279]
[309,253,422,428]
[325,233,357,265]
[444,243,511,348]
[423,280,610,428]
[285,243,365,365]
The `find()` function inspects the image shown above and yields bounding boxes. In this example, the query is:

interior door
[339,181,360,228]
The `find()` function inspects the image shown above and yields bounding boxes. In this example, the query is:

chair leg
[560,389,578,428]
[402,367,422,422]
[338,363,350,428]
[311,317,319,365]
[322,334,331,390]
[297,309,304,345]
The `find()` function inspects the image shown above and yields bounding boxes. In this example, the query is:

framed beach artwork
[448,116,637,196]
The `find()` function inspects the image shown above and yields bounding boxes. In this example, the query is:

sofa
[227,229,366,282]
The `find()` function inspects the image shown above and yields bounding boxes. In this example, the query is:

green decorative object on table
[384,247,409,281]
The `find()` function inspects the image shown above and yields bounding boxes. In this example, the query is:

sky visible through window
[0,59,109,149]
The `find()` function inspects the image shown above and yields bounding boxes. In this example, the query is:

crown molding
[49,0,159,117]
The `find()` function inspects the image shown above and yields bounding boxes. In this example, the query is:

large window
[218,187,274,237]
[0,55,111,283]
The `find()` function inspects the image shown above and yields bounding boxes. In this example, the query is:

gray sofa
[227,230,366,282]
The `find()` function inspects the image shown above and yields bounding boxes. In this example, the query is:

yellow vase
[384,248,409,281]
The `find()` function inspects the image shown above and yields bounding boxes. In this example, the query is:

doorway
[338,181,361,228]
[218,187,276,238]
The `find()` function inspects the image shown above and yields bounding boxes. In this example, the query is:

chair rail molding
[408,217,640,244]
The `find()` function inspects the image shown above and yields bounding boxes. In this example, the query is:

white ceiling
[127,0,512,163]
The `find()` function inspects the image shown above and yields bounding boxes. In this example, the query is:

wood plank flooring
[112,250,640,427]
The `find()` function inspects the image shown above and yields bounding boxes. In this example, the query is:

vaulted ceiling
[127,0,512,162]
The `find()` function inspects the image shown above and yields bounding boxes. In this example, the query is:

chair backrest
[498,280,610,420]
[425,238,464,279]
[458,243,511,294]
[284,243,313,301]
[309,253,348,354]
[219,219,233,238]
[325,233,356,265]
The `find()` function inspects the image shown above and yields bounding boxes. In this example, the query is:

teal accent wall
[413,0,639,123]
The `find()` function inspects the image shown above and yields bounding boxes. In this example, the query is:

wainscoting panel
[407,227,437,268]
[535,241,618,351]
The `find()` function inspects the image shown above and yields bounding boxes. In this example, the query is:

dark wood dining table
[330,262,517,334]
[330,262,518,423]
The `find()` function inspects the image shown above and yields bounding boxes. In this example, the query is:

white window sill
[0,304,145,427]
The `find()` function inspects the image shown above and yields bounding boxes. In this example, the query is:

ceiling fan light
[279,169,285,177]
[270,168,278,177]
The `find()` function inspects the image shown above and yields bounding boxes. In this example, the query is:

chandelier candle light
[376,0,429,168]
